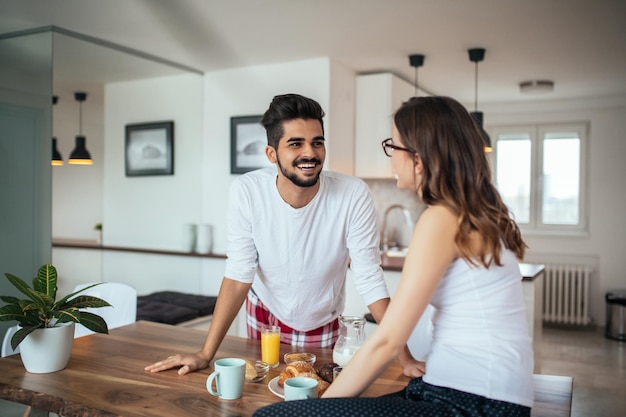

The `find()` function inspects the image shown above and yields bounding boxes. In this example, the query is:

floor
[0,326,624,416]
[539,326,625,417]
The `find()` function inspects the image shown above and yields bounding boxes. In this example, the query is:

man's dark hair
[261,94,325,149]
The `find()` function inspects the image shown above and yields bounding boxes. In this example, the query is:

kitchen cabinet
[344,268,433,360]
[344,269,402,319]
[521,264,545,372]
[355,73,416,178]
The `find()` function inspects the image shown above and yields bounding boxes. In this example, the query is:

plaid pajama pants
[246,289,339,348]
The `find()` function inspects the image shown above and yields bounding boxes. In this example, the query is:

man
[146,94,394,375]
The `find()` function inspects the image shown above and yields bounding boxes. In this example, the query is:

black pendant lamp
[468,48,493,153]
[68,92,93,165]
[51,96,63,166]
[52,137,63,166]
[408,54,425,97]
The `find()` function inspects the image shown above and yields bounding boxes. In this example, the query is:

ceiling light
[520,80,555,94]
[468,47,493,153]
[68,92,93,165]
[408,54,425,96]
[51,138,63,166]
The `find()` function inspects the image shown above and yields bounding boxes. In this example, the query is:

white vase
[195,224,213,254]
[19,322,75,373]
[182,223,197,252]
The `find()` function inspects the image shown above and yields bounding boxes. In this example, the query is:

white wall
[104,74,204,250]
[101,73,204,294]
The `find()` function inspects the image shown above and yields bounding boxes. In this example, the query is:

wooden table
[0,321,572,417]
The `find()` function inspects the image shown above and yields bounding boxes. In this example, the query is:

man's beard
[276,156,321,188]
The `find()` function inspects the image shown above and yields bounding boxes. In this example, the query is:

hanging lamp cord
[474,61,478,112]
[79,100,83,135]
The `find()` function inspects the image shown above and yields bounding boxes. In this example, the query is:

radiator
[542,264,593,325]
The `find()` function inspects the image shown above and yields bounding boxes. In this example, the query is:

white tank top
[422,249,534,407]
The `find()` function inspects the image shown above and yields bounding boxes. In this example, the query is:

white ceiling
[1,0,625,106]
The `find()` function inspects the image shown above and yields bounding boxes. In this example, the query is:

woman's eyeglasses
[381,138,415,157]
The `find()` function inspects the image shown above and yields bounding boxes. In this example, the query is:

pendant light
[468,48,493,153]
[68,92,93,165]
[408,54,425,96]
[51,96,63,166]
[52,138,63,166]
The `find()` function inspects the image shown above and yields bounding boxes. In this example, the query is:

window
[492,123,588,234]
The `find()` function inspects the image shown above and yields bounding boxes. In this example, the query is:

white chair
[72,282,137,338]
[1,324,20,357]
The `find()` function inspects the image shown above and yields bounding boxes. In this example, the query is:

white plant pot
[19,322,75,373]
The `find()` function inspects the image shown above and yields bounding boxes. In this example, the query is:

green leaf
[54,309,81,323]
[55,282,103,306]
[11,325,43,351]
[64,295,111,310]
[33,264,57,300]
[0,295,22,304]
[0,305,27,322]
[4,273,46,304]
[76,311,109,334]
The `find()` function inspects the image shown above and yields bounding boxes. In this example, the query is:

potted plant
[0,263,111,373]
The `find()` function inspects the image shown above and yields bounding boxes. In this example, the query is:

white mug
[206,358,246,400]
[182,223,196,252]
[284,376,318,401]
[196,223,213,254]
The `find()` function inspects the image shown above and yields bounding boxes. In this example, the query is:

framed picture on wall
[230,115,272,174]
[125,121,174,176]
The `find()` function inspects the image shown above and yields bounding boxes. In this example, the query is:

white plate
[267,376,284,398]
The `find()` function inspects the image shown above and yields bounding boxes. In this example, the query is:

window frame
[491,123,589,236]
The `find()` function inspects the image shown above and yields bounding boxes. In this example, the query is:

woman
[254,96,533,417]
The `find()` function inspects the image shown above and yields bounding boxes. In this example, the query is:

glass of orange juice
[261,325,281,368]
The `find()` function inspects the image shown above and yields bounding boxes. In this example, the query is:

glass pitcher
[332,315,366,366]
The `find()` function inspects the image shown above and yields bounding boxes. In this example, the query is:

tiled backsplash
[363,178,426,248]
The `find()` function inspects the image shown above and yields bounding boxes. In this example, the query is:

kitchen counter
[382,254,545,281]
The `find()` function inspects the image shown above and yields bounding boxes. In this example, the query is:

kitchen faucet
[381,204,414,252]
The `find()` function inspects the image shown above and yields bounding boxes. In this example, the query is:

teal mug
[206,358,246,400]
[284,376,319,401]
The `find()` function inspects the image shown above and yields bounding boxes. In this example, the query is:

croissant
[277,361,330,397]
[317,379,330,397]
[278,361,317,387]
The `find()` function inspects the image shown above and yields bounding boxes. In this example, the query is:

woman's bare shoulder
[418,205,457,224]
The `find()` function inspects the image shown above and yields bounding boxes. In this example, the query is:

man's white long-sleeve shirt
[224,168,388,331]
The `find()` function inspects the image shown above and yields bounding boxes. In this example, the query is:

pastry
[244,360,258,381]
[315,362,338,383]
[278,360,334,397]
[317,379,330,396]
[278,361,317,387]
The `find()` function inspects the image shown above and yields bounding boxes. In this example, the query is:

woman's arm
[323,205,459,398]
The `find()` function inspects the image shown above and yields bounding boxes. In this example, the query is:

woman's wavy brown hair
[394,96,527,266]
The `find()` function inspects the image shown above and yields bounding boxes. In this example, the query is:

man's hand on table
[145,352,211,375]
